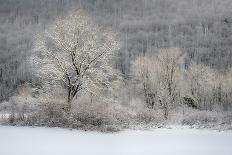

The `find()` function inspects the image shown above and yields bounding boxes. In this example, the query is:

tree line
[0,0,232,131]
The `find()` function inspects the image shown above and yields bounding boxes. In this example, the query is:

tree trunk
[164,105,168,120]
[67,88,73,112]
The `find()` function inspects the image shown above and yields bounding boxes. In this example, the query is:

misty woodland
[1,0,232,132]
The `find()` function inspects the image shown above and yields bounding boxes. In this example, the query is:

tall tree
[132,48,183,119]
[32,10,119,110]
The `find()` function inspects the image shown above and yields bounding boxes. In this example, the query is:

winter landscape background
[0,0,232,154]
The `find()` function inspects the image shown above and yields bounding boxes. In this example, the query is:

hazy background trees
[2,0,232,102]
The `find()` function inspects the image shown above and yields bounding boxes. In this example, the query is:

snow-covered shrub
[219,112,232,130]
[2,84,38,125]
[71,102,113,130]
[70,98,135,132]
[70,91,166,131]
[25,102,70,127]
[135,108,164,126]
[181,109,221,128]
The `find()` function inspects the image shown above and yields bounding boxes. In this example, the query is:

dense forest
[1,0,232,131]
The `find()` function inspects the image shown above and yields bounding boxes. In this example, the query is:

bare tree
[156,48,183,119]
[32,10,119,110]
[185,63,216,110]
[132,48,183,119]
[132,56,156,108]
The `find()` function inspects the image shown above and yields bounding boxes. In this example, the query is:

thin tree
[132,48,183,119]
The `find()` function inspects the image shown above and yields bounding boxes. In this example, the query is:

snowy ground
[0,126,232,155]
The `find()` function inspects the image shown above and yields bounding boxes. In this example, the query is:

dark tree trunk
[67,87,73,112]
[164,106,168,120]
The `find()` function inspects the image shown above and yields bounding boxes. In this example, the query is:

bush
[181,109,221,128]
[70,100,135,131]
[3,85,231,132]
[25,102,70,127]
[135,108,164,126]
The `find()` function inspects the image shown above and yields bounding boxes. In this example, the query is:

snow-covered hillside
[0,126,232,155]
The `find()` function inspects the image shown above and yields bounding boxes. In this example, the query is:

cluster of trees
[132,48,232,119]
[86,0,232,75]
[1,0,232,130]
[1,0,232,101]
[132,48,183,119]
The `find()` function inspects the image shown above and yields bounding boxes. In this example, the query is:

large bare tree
[32,10,119,110]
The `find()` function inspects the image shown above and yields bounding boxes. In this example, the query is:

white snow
[0,126,232,155]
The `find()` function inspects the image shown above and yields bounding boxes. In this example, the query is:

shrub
[181,109,221,128]
[25,102,70,127]
[70,100,135,131]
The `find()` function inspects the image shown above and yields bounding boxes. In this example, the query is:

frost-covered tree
[132,56,155,108]
[185,63,217,110]
[132,48,183,119]
[157,48,183,98]
[32,10,119,110]
[155,48,183,119]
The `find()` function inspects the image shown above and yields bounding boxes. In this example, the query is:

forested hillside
[1,0,232,101]
[1,0,232,131]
